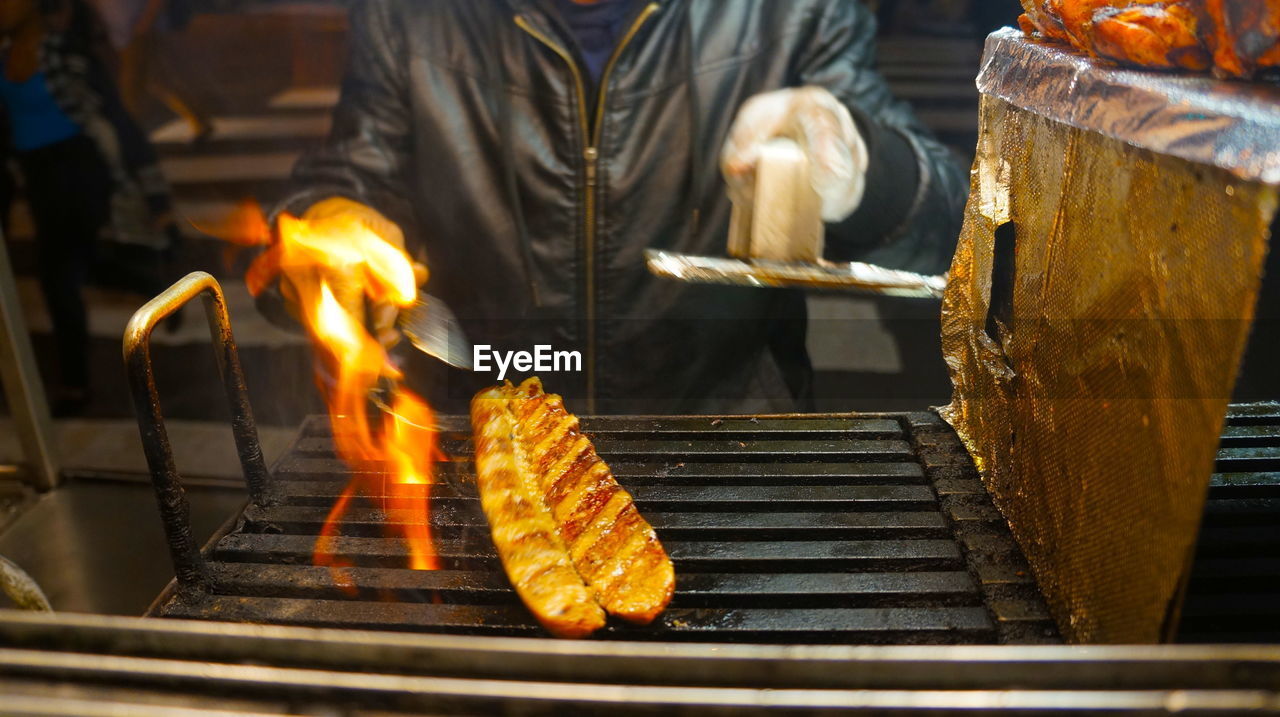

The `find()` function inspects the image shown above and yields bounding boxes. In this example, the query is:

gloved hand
[281,197,427,348]
[721,86,870,223]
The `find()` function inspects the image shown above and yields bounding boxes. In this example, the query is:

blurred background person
[91,0,212,140]
[0,0,181,415]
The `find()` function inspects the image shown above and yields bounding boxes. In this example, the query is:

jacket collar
[506,0,669,48]
[506,0,671,22]
[506,0,672,8]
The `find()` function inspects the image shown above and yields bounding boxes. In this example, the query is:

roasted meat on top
[1018,0,1280,77]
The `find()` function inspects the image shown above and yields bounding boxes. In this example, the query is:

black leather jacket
[277,0,967,414]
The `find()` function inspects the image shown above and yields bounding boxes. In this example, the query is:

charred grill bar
[1180,403,1280,643]
[3,611,1280,716]
[148,411,1057,645]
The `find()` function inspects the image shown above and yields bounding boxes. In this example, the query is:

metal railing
[0,228,59,492]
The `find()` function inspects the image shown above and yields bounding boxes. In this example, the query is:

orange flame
[235,206,442,583]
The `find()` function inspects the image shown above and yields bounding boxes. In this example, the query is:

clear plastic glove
[283,197,427,348]
[721,86,870,223]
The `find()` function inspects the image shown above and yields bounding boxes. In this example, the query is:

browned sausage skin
[471,386,606,638]
[508,379,675,625]
[470,379,675,635]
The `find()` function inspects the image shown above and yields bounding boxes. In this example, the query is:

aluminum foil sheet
[644,250,947,298]
[940,91,1278,644]
[979,28,1280,187]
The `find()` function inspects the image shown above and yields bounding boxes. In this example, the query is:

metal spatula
[398,295,475,371]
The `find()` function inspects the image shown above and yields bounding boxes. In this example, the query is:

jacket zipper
[515,3,660,413]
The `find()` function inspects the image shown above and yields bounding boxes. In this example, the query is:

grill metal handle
[124,271,272,599]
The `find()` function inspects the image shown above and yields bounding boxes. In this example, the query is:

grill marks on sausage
[471,378,675,634]
[510,380,675,625]
[546,448,596,512]
[469,391,606,638]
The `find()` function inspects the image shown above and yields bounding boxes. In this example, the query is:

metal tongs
[398,295,475,371]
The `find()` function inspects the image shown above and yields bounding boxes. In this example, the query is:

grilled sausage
[471,387,606,638]
[471,379,675,632]
[506,378,674,625]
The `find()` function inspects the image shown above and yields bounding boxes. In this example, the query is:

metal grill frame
[2,609,1279,715]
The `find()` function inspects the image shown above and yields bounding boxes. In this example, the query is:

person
[266,0,968,415]
[0,0,181,415]
[89,0,211,140]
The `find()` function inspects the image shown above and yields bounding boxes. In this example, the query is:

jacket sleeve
[273,0,418,241]
[796,0,968,276]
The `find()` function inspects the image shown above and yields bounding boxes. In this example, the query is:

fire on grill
[225,203,444,582]
[208,202,684,637]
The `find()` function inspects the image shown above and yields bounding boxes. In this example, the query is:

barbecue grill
[127,275,1056,645]
[128,273,1280,647]
[0,270,1273,713]
[0,271,1273,713]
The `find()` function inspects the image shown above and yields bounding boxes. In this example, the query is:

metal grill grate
[1179,402,1280,643]
[151,413,1054,644]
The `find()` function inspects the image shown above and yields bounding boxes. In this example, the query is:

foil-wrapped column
[941,30,1279,643]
